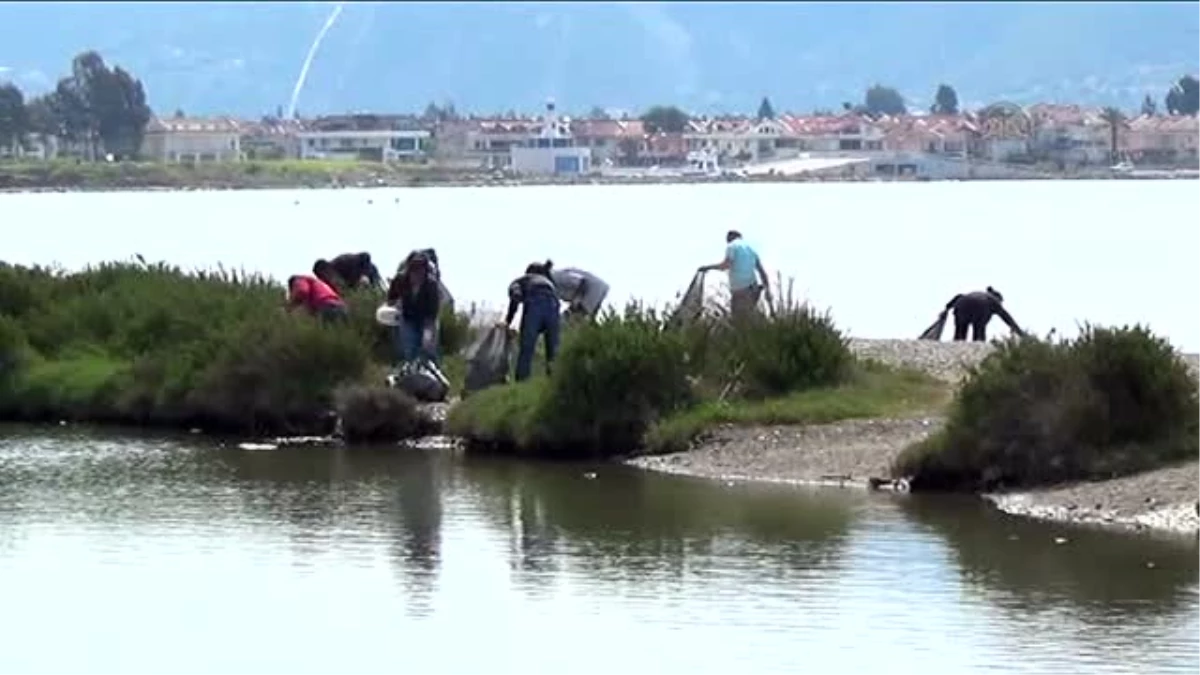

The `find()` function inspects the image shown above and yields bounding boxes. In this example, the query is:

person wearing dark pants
[386,253,442,365]
[944,286,1024,342]
[502,262,561,382]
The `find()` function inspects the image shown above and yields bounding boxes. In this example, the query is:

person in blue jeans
[385,253,442,365]
[501,261,561,382]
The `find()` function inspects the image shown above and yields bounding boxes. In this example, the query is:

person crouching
[386,253,442,365]
[285,274,347,322]
[501,261,561,382]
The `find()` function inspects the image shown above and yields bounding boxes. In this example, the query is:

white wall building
[296,129,431,161]
[142,116,243,163]
[509,100,592,176]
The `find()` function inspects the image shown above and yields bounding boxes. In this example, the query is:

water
[2,180,1197,351]
[0,427,1196,674]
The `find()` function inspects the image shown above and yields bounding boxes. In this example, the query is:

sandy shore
[629,338,1200,535]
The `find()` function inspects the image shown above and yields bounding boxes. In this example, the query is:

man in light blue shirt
[699,230,770,319]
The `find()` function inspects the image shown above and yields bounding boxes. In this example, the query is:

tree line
[0,50,151,159]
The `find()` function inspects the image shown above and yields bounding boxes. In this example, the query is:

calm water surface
[3,180,1197,350]
[0,427,1195,674]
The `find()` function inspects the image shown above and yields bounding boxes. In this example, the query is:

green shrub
[682,278,853,398]
[537,304,693,455]
[0,260,379,435]
[448,304,693,457]
[334,384,426,442]
[894,325,1199,491]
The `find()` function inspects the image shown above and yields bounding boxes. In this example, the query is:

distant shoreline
[1,159,1196,194]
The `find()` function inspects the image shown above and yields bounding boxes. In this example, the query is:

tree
[639,105,689,133]
[756,96,776,120]
[1099,107,1126,165]
[588,106,610,120]
[0,83,29,153]
[863,84,906,117]
[1140,94,1157,117]
[617,137,641,166]
[1165,75,1199,116]
[38,51,151,159]
[930,84,959,115]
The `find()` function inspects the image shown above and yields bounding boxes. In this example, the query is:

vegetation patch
[892,325,1199,492]
[447,286,944,459]
[0,260,472,437]
[644,361,949,455]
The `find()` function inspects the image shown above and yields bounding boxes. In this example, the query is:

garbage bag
[670,271,707,327]
[463,325,514,396]
[919,310,948,341]
[387,359,451,403]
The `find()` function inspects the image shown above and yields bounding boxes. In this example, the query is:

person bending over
[944,286,1024,342]
[286,274,347,322]
[386,253,442,365]
[501,262,561,382]
[548,261,610,320]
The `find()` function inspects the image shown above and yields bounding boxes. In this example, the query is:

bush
[448,291,865,459]
[0,260,375,435]
[893,325,1199,491]
[447,304,693,457]
[334,384,426,442]
[680,276,853,399]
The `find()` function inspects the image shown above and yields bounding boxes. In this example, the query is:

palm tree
[1099,107,1126,165]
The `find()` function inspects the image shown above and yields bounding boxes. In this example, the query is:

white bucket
[375,304,402,327]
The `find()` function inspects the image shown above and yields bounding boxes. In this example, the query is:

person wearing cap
[942,286,1024,342]
[386,252,442,364]
[698,230,770,319]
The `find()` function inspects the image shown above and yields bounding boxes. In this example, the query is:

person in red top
[285,274,348,322]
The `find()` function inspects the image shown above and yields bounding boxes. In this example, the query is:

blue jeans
[515,294,561,382]
[392,318,439,365]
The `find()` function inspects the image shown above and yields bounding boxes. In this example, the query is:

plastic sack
[670,271,707,327]
[462,325,515,396]
[918,311,948,341]
[387,359,451,403]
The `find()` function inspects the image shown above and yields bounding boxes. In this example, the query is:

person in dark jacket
[501,261,561,382]
[945,286,1024,342]
[314,252,383,291]
[386,252,442,364]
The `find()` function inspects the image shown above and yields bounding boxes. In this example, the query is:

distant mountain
[0,2,1196,117]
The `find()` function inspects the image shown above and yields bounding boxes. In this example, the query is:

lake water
[0,427,1196,674]
[2,180,1198,351]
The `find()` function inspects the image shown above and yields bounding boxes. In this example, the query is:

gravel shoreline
[629,338,1200,535]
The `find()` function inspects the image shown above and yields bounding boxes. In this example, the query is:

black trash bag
[462,325,514,396]
[387,359,451,403]
[919,310,948,341]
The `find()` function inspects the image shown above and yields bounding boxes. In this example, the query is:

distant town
[1,51,1197,183]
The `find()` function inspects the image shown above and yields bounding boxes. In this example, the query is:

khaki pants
[729,286,761,321]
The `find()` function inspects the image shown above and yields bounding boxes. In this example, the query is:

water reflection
[461,456,857,593]
[1,426,1196,674]
[900,496,1199,612]
[209,444,447,615]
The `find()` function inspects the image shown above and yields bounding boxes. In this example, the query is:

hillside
[0,2,1196,117]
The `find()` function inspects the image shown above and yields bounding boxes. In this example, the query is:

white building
[295,129,431,161]
[509,100,592,176]
[142,116,243,163]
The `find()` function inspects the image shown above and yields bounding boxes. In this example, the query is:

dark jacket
[947,290,1021,333]
[330,253,382,289]
[388,274,441,323]
[505,273,557,324]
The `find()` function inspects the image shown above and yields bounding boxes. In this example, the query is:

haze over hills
[0,2,1196,118]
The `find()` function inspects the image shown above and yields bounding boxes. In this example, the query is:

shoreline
[629,339,1200,536]
[1,161,1197,195]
